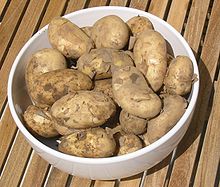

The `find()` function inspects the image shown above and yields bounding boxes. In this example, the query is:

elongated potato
[127,16,154,36]
[93,79,114,99]
[30,69,92,108]
[118,134,143,155]
[164,56,194,95]
[119,109,147,135]
[25,48,67,93]
[51,91,116,129]
[146,94,187,143]
[77,48,134,79]
[112,66,161,119]
[48,17,94,59]
[91,15,129,49]
[133,30,167,91]
[23,105,58,138]
[59,128,116,158]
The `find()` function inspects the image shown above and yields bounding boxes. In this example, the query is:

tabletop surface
[0,0,219,186]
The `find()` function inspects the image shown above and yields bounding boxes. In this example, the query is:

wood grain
[65,0,87,14]
[70,177,92,187]
[168,0,220,186]
[119,174,142,187]
[109,0,128,6]
[88,0,109,7]
[129,0,150,10]
[0,0,7,18]
[148,0,169,18]
[94,180,115,187]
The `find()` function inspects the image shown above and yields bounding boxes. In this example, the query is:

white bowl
[8,6,199,180]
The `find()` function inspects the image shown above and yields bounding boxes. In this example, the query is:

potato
[58,128,116,158]
[91,15,129,49]
[25,48,66,93]
[112,66,162,119]
[164,56,194,95]
[127,16,154,37]
[48,17,94,59]
[119,109,147,135]
[77,48,134,79]
[51,91,116,129]
[93,79,114,99]
[118,134,143,155]
[29,69,92,108]
[53,122,78,136]
[133,30,167,91]
[23,105,58,138]
[81,26,92,37]
[146,94,187,143]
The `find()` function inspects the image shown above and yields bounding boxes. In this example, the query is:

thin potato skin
[30,69,92,108]
[133,30,167,91]
[48,17,94,59]
[93,79,114,99]
[91,15,129,49]
[23,105,58,138]
[112,66,161,119]
[164,56,194,95]
[51,91,116,129]
[146,94,187,143]
[59,128,116,158]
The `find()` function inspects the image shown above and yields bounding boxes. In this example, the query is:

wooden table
[0,0,219,186]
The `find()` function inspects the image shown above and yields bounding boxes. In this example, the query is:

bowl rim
[8,6,199,164]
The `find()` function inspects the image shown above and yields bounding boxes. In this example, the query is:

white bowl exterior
[8,6,199,180]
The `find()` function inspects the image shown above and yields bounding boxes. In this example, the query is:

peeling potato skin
[51,91,116,129]
[23,105,59,138]
[119,109,147,135]
[30,69,92,108]
[126,16,154,37]
[91,15,129,49]
[118,134,143,155]
[93,79,114,99]
[146,94,187,143]
[133,30,167,92]
[112,66,162,119]
[164,56,194,96]
[77,48,134,80]
[48,17,94,59]
[58,128,116,158]
[25,48,67,94]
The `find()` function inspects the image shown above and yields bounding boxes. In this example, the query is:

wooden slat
[129,0,150,10]
[168,0,220,186]
[0,0,7,18]
[65,0,87,14]
[88,0,109,7]
[193,80,220,186]
[167,0,190,32]
[94,180,115,187]
[119,174,142,187]
[0,0,28,67]
[21,152,49,187]
[109,0,128,6]
[148,0,170,18]
[0,132,32,186]
[70,177,92,187]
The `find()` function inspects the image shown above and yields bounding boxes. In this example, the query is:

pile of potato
[23,15,196,158]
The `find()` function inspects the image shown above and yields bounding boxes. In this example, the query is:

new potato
[93,79,114,99]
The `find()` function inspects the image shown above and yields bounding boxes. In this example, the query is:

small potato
[59,128,116,158]
[164,56,194,95]
[81,26,92,37]
[133,30,167,91]
[23,105,58,138]
[77,48,134,79]
[25,48,66,93]
[112,66,162,119]
[127,16,154,37]
[30,69,92,108]
[119,109,147,135]
[91,15,129,49]
[93,79,114,99]
[118,134,143,155]
[51,91,116,129]
[48,17,94,59]
[146,94,187,143]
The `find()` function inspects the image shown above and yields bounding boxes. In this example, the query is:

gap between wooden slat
[0,0,11,22]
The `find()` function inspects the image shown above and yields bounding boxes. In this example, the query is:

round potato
[77,48,134,79]
[51,91,116,129]
[81,26,92,37]
[29,69,92,108]
[119,109,147,135]
[118,134,143,155]
[133,30,167,91]
[146,94,187,143]
[127,16,154,37]
[93,79,114,99]
[53,122,78,136]
[164,56,194,95]
[48,17,94,59]
[23,105,58,138]
[58,128,116,158]
[91,15,129,49]
[25,48,66,93]
[112,66,162,119]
